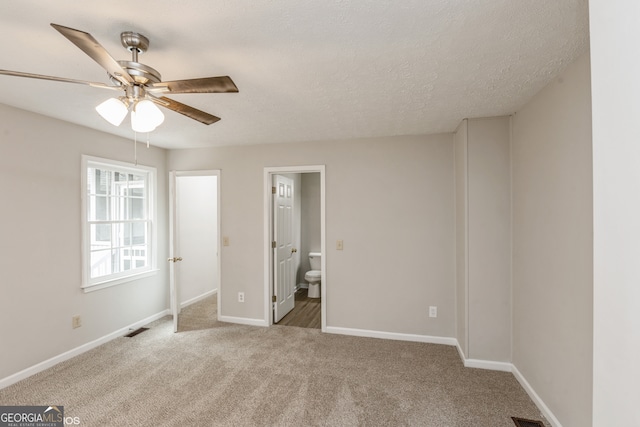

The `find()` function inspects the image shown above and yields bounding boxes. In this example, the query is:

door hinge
[272,241,276,248]
[272,186,276,194]
[272,295,277,302]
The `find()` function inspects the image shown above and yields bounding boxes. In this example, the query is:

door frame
[169,169,222,332]
[263,165,326,331]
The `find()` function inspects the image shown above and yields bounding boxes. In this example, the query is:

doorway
[169,170,220,333]
[263,166,326,331]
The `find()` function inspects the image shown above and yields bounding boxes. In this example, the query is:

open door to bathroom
[273,174,296,322]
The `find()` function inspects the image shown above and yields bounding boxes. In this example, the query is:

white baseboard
[0,309,170,390]
[325,326,458,346]
[455,341,512,372]
[512,365,562,427]
[180,289,217,309]
[218,315,268,327]
[297,282,309,289]
[464,358,512,372]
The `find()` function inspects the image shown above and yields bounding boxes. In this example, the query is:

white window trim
[81,155,158,292]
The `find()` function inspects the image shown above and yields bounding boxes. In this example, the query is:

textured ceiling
[0,1,589,149]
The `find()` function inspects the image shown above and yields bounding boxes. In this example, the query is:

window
[82,156,157,291]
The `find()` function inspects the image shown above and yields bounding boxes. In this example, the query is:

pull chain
[134,131,138,165]
[132,132,151,165]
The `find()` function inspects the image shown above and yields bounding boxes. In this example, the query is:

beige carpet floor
[177,294,220,332]
[0,296,549,426]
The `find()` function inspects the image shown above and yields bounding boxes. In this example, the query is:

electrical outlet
[238,292,245,303]
[336,240,344,250]
[72,315,82,329]
[223,236,230,246]
[429,306,437,318]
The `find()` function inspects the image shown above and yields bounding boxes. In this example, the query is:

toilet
[304,252,322,298]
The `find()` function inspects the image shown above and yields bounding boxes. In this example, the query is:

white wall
[590,2,640,426]
[168,134,456,338]
[176,175,218,305]
[511,53,592,426]
[0,104,169,382]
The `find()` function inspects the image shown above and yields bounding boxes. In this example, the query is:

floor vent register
[511,417,545,427]
[125,327,149,338]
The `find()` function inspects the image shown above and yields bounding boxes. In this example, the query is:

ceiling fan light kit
[95,97,129,126]
[0,23,238,137]
[131,99,164,133]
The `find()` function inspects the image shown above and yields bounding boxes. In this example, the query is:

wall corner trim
[325,326,458,346]
[0,309,170,390]
[218,315,268,327]
[512,364,563,427]
[455,340,467,361]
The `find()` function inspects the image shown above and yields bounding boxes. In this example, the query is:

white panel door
[169,171,180,333]
[273,175,296,322]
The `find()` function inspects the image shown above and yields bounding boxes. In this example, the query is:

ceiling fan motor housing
[117,60,162,85]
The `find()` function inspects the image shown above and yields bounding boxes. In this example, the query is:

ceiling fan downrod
[116,31,162,86]
[120,31,149,61]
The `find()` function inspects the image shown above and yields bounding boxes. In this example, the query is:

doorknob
[291,248,297,253]
[167,257,183,262]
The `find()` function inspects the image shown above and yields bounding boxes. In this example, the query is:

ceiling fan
[0,23,238,132]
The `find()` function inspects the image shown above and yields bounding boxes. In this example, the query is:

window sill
[82,269,159,293]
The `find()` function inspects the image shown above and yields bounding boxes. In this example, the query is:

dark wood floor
[277,288,321,329]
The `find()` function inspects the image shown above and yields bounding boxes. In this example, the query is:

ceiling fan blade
[0,69,121,90]
[150,96,221,125]
[50,23,134,86]
[148,76,238,94]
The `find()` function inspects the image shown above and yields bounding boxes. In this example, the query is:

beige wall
[168,134,456,337]
[467,117,511,362]
[0,104,169,381]
[454,117,511,363]
[511,53,593,426]
[454,120,468,356]
[590,1,640,425]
